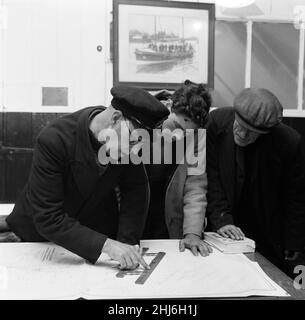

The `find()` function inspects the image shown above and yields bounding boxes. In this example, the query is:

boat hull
[135,49,193,62]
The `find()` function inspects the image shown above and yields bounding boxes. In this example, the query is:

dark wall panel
[284,118,305,135]
[0,112,57,203]
[4,153,33,201]
[283,117,305,149]
[4,113,33,148]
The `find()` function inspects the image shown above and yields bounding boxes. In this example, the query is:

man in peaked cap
[110,85,169,130]
[206,88,305,275]
[3,85,169,270]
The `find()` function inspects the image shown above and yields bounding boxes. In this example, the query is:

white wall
[0,0,304,112]
[1,0,109,112]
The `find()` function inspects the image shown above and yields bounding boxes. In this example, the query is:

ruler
[116,248,166,285]
[135,251,165,284]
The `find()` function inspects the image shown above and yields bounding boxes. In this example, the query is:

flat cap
[110,85,170,130]
[233,88,283,134]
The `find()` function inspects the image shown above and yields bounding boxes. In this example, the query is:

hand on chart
[102,238,150,270]
[179,233,213,257]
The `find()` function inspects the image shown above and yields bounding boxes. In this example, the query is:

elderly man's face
[233,119,261,147]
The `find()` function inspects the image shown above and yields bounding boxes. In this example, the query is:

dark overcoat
[6,107,149,263]
[206,107,305,258]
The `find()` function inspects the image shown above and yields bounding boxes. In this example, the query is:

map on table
[0,240,289,299]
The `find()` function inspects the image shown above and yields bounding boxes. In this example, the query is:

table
[233,252,305,300]
[0,212,304,300]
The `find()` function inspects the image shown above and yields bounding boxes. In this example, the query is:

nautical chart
[116,248,166,284]
[0,240,289,299]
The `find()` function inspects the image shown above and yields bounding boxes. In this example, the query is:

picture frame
[113,0,215,90]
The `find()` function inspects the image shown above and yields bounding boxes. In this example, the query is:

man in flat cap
[206,88,305,275]
[1,85,169,270]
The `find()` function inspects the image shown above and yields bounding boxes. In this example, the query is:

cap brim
[235,113,270,134]
[124,115,152,131]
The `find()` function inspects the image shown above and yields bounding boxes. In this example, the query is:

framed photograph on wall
[113,0,215,90]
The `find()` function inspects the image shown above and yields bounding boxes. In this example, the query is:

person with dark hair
[168,79,212,129]
[206,88,305,275]
[143,80,213,257]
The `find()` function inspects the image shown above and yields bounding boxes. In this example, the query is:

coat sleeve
[29,134,107,264]
[284,140,305,251]
[206,113,234,231]
[183,129,207,237]
[183,172,207,237]
[116,164,149,244]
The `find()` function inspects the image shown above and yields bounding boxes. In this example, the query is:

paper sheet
[0,240,289,299]
[0,243,85,299]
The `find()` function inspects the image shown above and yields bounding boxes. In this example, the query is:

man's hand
[217,224,245,240]
[179,234,213,257]
[102,238,150,270]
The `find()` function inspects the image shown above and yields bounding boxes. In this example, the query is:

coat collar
[235,145,245,202]
[219,124,235,203]
[72,106,107,199]
[218,119,245,204]
[74,106,106,167]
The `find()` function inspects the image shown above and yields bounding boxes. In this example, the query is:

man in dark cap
[206,88,305,275]
[2,85,169,270]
